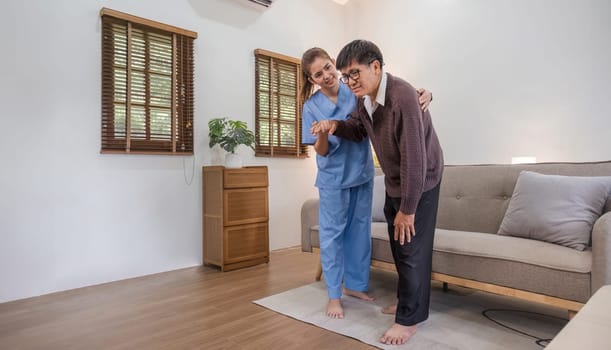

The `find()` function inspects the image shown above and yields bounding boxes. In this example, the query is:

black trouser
[383,181,441,326]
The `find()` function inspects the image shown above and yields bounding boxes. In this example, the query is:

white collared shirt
[364,71,387,119]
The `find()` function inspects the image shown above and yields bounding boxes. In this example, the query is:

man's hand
[311,120,338,136]
[416,88,433,112]
[393,211,416,245]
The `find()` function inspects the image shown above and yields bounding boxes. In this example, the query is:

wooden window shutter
[100,8,197,155]
[254,49,308,158]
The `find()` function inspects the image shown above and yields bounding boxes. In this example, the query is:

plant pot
[225,153,243,168]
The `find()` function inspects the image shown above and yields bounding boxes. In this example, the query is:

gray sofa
[301,161,611,313]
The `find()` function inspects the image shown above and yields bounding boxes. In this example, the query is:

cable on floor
[482,308,568,348]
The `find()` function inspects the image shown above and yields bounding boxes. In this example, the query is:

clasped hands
[310,120,338,136]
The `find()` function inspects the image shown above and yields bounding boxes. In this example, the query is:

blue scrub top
[302,82,374,189]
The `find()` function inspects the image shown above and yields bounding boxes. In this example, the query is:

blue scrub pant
[318,180,373,299]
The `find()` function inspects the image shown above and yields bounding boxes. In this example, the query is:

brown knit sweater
[334,73,444,214]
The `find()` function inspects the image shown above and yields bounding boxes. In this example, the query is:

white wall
[346,0,611,164]
[0,0,344,303]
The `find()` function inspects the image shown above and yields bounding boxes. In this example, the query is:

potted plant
[208,117,256,168]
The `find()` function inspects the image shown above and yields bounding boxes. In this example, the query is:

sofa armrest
[592,211,611,294]
[301,198,319,252]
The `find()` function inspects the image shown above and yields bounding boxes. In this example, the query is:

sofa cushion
[372,175,386,222]
[497,171,611,251]
[371,222,394,263]
[309,226,320,248]
[371,222,388,240]
[371,227,592,273]
[434,229,592,273]
[432,250,591,302]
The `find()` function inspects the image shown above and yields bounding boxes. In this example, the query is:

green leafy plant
[208,117,256,154]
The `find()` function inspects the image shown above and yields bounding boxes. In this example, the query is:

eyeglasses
[339,58,378,84]
[340,69,361,84]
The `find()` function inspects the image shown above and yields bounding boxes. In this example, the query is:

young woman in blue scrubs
[300,47,432,319]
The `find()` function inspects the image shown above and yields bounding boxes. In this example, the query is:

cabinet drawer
[223,188,268,226]
[224,223,269,264]
[224,167,268,188]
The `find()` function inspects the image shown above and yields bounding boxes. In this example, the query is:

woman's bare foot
[381,303,397,314]
[342,287,375,301]
[380,323,417,345]
[327,298,344,319]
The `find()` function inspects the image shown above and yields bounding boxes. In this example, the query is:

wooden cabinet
[203,166,269,271]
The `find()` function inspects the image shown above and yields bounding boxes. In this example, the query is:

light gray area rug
[254,269,568,350]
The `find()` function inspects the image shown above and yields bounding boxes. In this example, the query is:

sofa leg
[315,260,322,281]
[443,282,449,292]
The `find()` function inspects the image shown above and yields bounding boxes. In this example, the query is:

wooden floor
[0,248,373,350]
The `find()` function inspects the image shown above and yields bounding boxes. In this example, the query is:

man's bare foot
[327,298,344,319]
[342,287,375,301]
[380,323,417,345]
[381,303,397,314]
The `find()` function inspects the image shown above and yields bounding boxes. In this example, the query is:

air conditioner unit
[247,0,273,7]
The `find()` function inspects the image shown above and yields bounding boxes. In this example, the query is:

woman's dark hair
[336,39,384,71]
[300,47,332,102]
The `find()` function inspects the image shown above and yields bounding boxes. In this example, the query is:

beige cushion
[498,171,611,250]
[434,229,592,273]
[371,175,386,222]
[371,222,389,240]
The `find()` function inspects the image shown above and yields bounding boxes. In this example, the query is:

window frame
[100,8,197,155]
[254,49,308,159]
